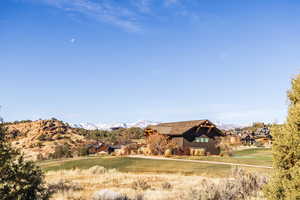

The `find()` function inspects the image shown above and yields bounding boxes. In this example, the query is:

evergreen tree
[264,74,300,199]
[0,124,50,200]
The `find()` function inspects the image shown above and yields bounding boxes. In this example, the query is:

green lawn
[233,148,272,163]
[39,148,272,177]
[174,148,272,166]
[40,156,231,176]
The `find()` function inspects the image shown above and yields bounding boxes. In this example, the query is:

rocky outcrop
[5,119,89,160]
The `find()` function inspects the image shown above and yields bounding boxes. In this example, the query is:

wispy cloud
[31,0,142,32]
[23,0,213,32]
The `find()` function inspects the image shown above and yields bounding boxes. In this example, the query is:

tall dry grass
[45,166,267,200]
[185,167,267,200]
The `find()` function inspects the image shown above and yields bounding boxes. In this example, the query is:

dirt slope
[5,119,89,160]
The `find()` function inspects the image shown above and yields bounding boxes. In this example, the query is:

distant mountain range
[70,120,159,130]
[216,123,243,130]
[70,120,242,131]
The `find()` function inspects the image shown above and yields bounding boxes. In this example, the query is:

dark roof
[147,120,218,136]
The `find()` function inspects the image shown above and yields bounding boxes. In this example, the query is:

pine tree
[0,124,50,200]
[264,74,300,199]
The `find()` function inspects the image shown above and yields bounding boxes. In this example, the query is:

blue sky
[1,0,300,125]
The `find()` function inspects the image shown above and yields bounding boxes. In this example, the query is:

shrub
[161,182,172,190]
[264,74,300,199]
[0,125,50,200]
[3,120,32,125]
[164,149,172,157]
[37,141,43,148]
[83,129,120,144]
[48,180,82,194]
[147,134,178,155]
[146,134,168,155]
[218,137,233,157]
[79,127,145,146]
[131,179,151,190]
[49,144,72,159]
[77,145,90,156]
[229,167,267,199]
[87,166,107,174]
[137,146,151,155]
[125,127,144,139]
[116,146,131,156]
[37,134,52,141]
[184,167,267,200]
[10,129,21,138]
[36,153,45,161]
[190,148,206,156]
[187,181,220,200]
[179,147,191,155]
[126,143,139,154]
[92,189,129,200]
[54,134,64,140]
[196,148,206,156]
[37,134,46,141]
[93,191,143,200]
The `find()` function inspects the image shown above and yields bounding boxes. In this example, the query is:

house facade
[145,120,224,155]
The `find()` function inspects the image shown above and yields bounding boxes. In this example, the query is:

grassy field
[39,148,272,177]
[40,156,231,177]
[175,147,272,167]
[45,166,266,200]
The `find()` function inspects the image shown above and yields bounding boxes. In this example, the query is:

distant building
[145,120,225,155]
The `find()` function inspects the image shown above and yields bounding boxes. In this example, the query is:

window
[194,137,209,143]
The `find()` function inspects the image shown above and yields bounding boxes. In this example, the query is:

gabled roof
[147,120,218,136]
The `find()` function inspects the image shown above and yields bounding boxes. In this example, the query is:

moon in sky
[70,38,76,43]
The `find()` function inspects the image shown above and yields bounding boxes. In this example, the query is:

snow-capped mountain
[216,123,243,130]
[70,120,159,130]
[70,120,242,131]
[126,120,159,129]
[71,122,100,130]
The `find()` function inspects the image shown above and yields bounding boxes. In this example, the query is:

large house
[145,120,225,155]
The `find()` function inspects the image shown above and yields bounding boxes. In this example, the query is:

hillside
[5,119,91,160]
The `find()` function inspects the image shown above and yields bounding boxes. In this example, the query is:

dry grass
[45,166,267,200]
[45,166,217,200]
